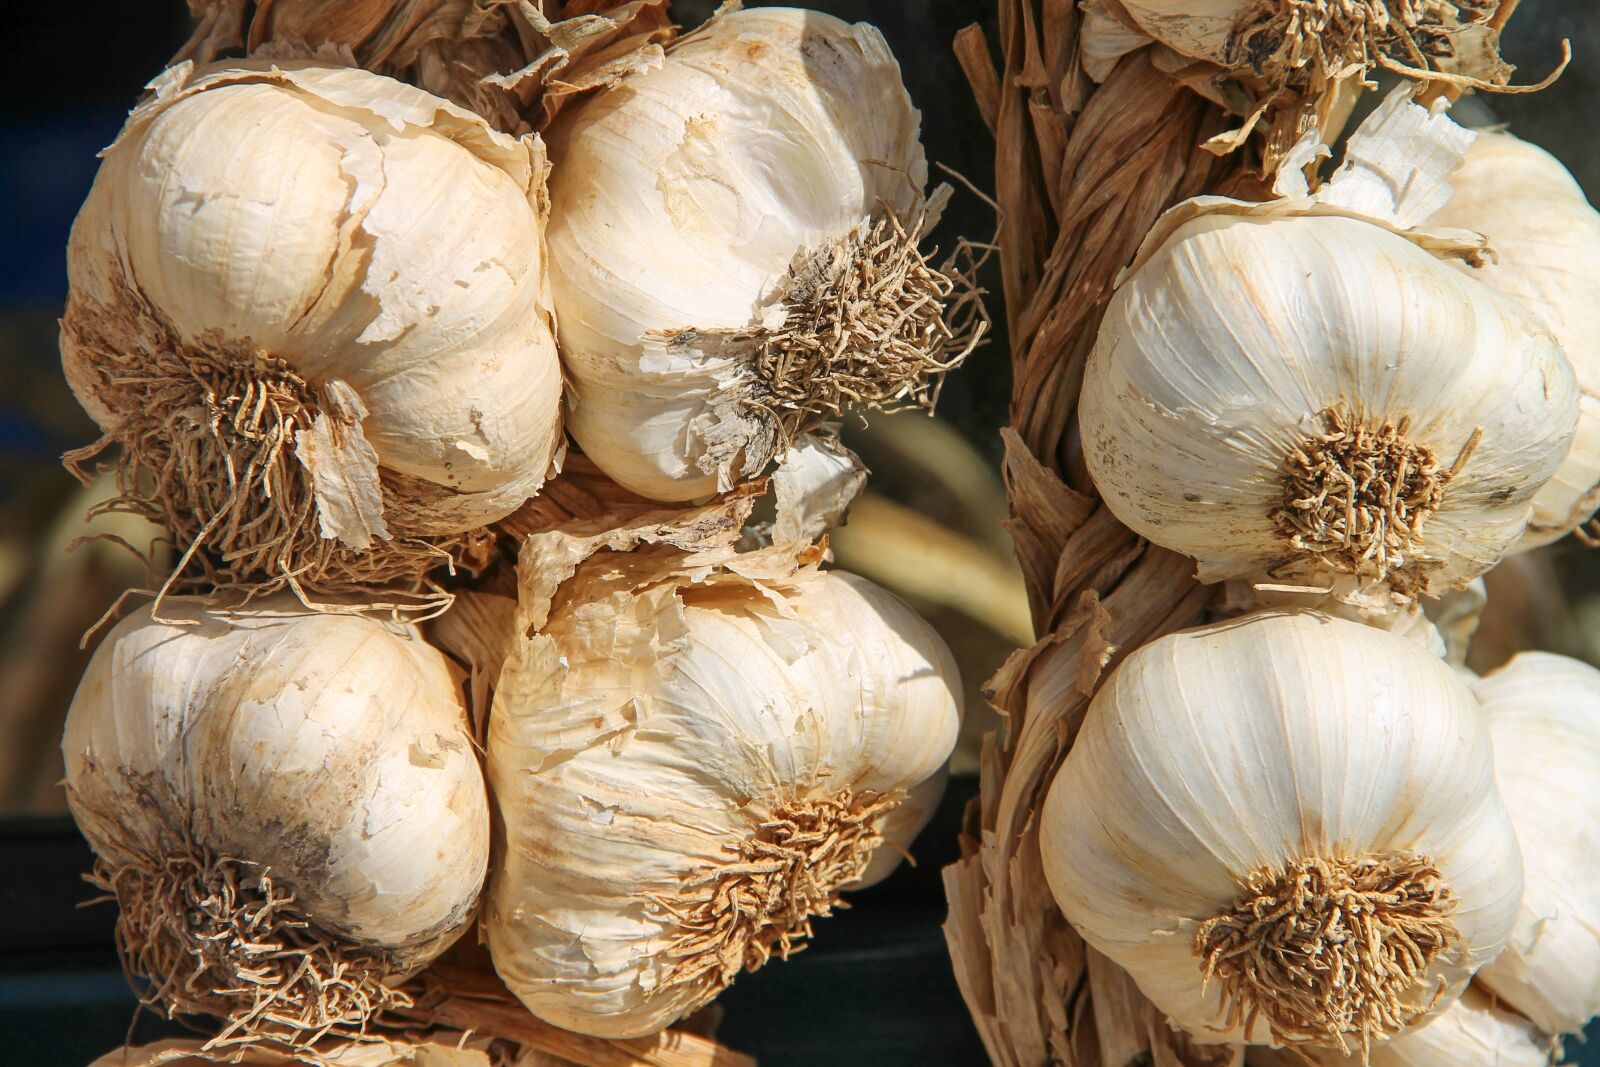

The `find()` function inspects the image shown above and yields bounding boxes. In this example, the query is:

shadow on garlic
[63,596,490,1051]
[61,60,565,610]
[543,7,985,501]
[1041,609,1524,1055]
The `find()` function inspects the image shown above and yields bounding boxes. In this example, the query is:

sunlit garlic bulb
[63,597,489,1047]
[544,7,977,500]
[1082,210,1577,602]
[62,60,563,601]
[484,549,961,1037]
[1430,130,1600,548]
[1471,651,1600,1035]
[1041,610,1524,1052]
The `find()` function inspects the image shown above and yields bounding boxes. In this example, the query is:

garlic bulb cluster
[1041,610,1524,1052]
[62,59,563,599]
[545,7,976,501]
[1471,651,1600,1035]
[484,542,961,1037]
[63,596,489,1045]
[1082,209,1577,601]
[1430,130,1600,548]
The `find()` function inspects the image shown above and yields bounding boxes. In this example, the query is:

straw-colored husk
[942,3,1537,1064]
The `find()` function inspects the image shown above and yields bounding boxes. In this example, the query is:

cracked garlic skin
[62,596,489,1044]
[1040,610,1523,1051]
[1431,131,1600,548]
[1471,652,1600,1035]
[485,558,961,1038]
[1082,212,1578,601]
[544,8,942,501]
[61,60,563,594]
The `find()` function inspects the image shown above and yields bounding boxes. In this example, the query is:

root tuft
[1195,851,1459,1055]
[1272,406,1475,585]
[92,843,409,1052]
[646,789,903,1000]
[742,198,988,445]
[61,286,492,615]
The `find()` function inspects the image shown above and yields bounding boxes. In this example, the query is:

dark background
[1,2,1596,1065]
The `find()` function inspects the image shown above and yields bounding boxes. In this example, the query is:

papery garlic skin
[486,560,961,1038]
[62,60,563,592]
[1471,652,1600,1034]
[1250,987,1551,1067]
[1041,610,1524,1049]
[1430,131,1600,548]
[545,8,939,501]
[63,597,489,1039]
[1082,212,1577,600]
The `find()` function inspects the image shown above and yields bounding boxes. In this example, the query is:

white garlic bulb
[1082,211,1578,601]
[63,596,489,1045]
[1041,610,1524,1052]
[1249,987,1552,1067]
[485,548,961,1037]
[1471,651,1600,1035]
[91,1035,497,1067]
[1429,131,1600,548]
[62,59,563,597]
[545,7,972,501]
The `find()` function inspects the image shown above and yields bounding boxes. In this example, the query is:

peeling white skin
[485,563,961,1038]
[62,597,489,965]
[1472,652,1600,1035]
[1082,212,1578,598]
[63,60,563,536]
[545,8,927,500]
[1276,986,1552,1067]
[1040,610,1524,1046]
[1430,131,1600,548]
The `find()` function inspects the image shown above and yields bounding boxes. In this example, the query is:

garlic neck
[1195,850,1461,1051]
[1273,406,1469,588]
[646,789,902,998]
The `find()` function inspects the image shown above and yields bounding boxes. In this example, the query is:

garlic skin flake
[63,597,489,1045]
[485,550,961,1037]
[62,60,563,597]
[1472,651,1600,1035]
[545,8,967,501]
[1431,131,1600,548]
[1082,211,1578,601]
[1041,610,1524,1051]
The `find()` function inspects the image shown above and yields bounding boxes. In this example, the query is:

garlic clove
[1471,651,1600,1035]
[1041,609,1524,1051]
[62,595,490,1047]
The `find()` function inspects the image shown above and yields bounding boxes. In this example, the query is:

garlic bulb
[545,7,976,500]
[1248,987,1552,1067]
[1041,610,1524,1051]
[62,59,563,599]
[1429,131,1600,548]
[63,596,489,1046]
[1471,651,1600,1035]
[485,546,961,1037]
[92,1035,497,1067]
[1082,211,1577,601]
